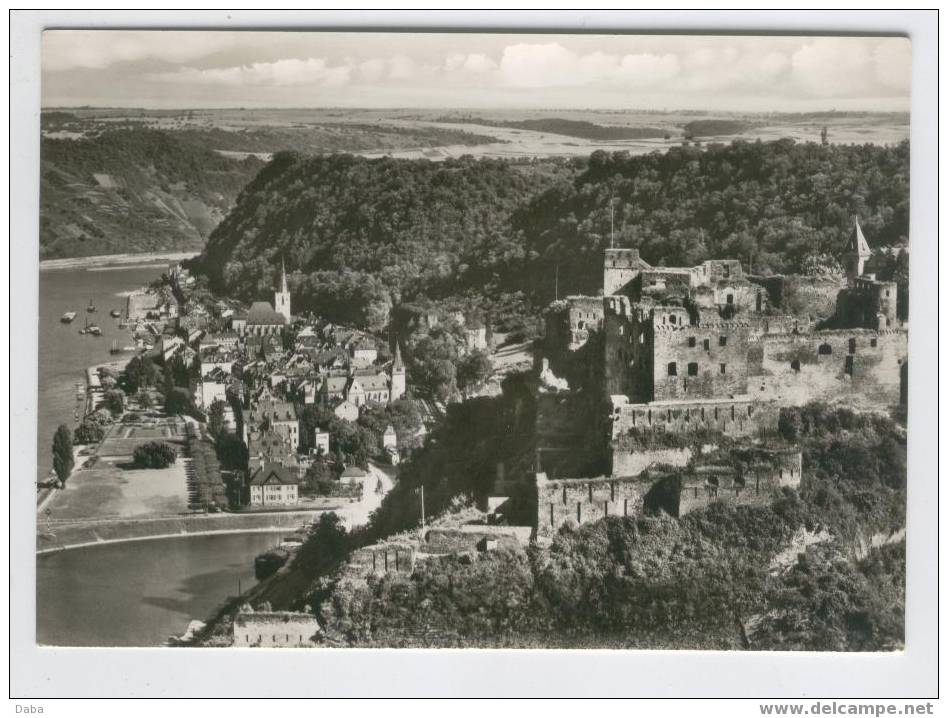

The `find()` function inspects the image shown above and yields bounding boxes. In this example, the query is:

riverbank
[38,508,344,554]
[40,251,198,271]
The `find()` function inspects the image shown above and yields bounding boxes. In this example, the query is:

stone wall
[233,611,320,647]
[423,526,530,554]
[610,446,693,478]
[535,472,648,538]
[651,320,751,401]
[677,449,801,516]
[349,543,415,577]
[747,328,907,409]
[609,396,779,441]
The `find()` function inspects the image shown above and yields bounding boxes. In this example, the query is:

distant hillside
[438,115,668,141]
[40,129,265,258]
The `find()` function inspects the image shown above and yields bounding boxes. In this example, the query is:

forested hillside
[194,139,910,322]
[195,152,575,328]
[513,140,910,299]
[40,130,264,258]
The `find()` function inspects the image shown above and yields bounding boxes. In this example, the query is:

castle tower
[389,340,406,402]
[844,217,872,282]
[274,259,291,324]
[603,247,650,296]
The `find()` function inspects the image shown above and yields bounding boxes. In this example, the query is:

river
[37,532,284,646]
[36,262,283,647]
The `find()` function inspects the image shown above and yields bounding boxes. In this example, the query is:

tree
[102,388,125,416]
[73,420,105,445]
[457,349,493,396]
[123,355,160,393]
[216,432,249,471]
[164,387,193,415]
[303,459,336,495]
[52,424,74,484]
[207,399,227,439]
[133,441,177,469]
[137,390,153,409]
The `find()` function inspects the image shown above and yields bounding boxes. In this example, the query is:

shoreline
[36,526,297,556]
[40,251,199,271]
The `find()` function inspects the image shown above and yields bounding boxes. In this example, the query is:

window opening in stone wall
[719,336,727,347]
[688,337,696,347]
[871,338,878,347]
[720,363,727,374]
[790,359,801,372]
[688,362,698,376]
[667,362,677,376]
[848,338,857,354]
[818,343,833,355]
[726,294,734,304]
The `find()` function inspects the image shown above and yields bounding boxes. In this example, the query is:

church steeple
[389,339,406,402]
[274,258,291,324]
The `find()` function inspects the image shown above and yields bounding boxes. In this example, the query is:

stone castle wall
[349,543,415,577]
[651,320,752,401]
[536,472,648,538]
[609,396,780,440]
[747,328,906,409]
[611,446,693,478]
[233,611,320,647]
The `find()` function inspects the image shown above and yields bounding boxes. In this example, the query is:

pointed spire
[850,217,871,258]
[280,258,288,293]
[392,340,405,371]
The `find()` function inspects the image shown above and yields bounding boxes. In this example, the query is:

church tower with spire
[274,259,291,324]
[844,217,872,283]
[389,340,406,402]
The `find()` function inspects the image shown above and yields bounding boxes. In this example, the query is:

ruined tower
[603,248,650,296]
[274,259,291,324]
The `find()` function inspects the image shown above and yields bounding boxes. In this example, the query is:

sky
[41,32,911,112]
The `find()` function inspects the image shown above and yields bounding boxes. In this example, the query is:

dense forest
[193,139,909,323]
[40,130,264,258]
[193,151,576,328]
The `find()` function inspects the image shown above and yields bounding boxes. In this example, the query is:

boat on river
[60,311,77,323]
[110,309,121,318]
[88,324,102,336]
[86,298,96,313]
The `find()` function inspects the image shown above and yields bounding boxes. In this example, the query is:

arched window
[818,343,833,356]
[790,359,801,372]
[669,314,677,325]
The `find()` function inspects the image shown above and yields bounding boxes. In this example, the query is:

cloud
[42,31,247,72]
[499,42,679,88]
[150,58,351,88]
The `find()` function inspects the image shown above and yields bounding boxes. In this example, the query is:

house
[247,428,294,471]
[339,465,369,485]
[199,370,229,409]
[242,400,299,451]
[382,424,397,450]
[248,463,300,506]
[319,374,350,407]
[350,337,378,367]
[313,429,330,456]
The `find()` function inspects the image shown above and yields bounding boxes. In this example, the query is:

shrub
[133,441,177,469]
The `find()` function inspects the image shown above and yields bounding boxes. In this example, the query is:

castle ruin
[533,219,908,535]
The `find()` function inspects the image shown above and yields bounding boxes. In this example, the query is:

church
[232,261,292,336]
